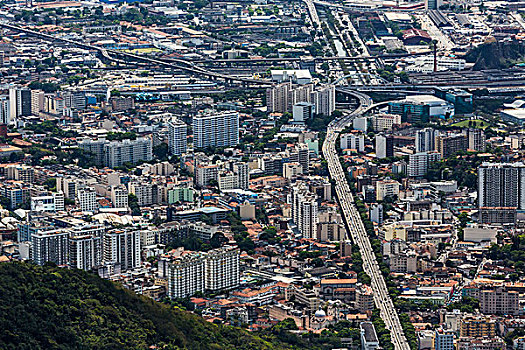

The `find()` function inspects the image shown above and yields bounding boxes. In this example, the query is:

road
[323,92,410,350]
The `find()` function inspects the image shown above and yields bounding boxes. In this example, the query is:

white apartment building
[371,114,401,131]
[77,187,97,213]
[416,128,439,153]
[193,111,239,149]
[69,234,102,271]
[167,252,206,299]
[111,185,128,209]
[31,89,45,115]
[291,182,318,239]
[340,133,365,152]
[311,84,336,116]
[104,137,153,168]
[0,95,10,125]
[408,151,441,177]
[167,246,240,299]
[31,229,69,266]
[167,118,187,155]
[376,179,401,201]
[103,230,141,271]
[205,246,240,292]
[30,191,65,212]
[57,176,83,199]
[195,164,219,187]
[128,182,155,206]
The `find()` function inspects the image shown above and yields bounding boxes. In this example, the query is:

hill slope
[465,37,525,70]
[0,262,291,350]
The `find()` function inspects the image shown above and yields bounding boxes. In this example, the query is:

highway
[322,92,410,350]
[0,22,272,87]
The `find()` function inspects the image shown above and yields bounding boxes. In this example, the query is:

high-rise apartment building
[415,128,439,153]
[341,133,365,152]
[193,111,239,149]
[478,162,525,224]
[167,251,206,299]
[78,137,153,168]
[479,286,519,315]
[0,95,9,125]
[436,134,468,158]
[103,230,141,271]
[408,151,441,177]
[30,90,45,115]
[467,128,486,152]
[110,185,128,209]
[166,246,240,299]
[291,182,318,239]
[459,316,496,338]
[31,229,69,266]
[376,134,394,159]
[69,234,102,271]
[311,84,336,116]
[9,87,31,121]
[77,187,97,213]
[167,118,187,156]
[205,246,240,292]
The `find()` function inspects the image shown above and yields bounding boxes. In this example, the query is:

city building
[388,95,454,123]
[193,111,239,149]
[292,102,315,123]
[103,230,141,271]
[69,234,102,271]
[31,229,69,266]
[408,152,441,177]
[291,182,318,239]
[205,246,240,292]
[360,322,380,350]
[416,128,439,153]
[168,118,187,156]
[478,162,525,224]
[436,134,468,158]
[479,286,519,315]
[376,179,400,201]
[341,133,365,152]
[376,134,394,159]
[167,251,206,299]
[77,187,97,213]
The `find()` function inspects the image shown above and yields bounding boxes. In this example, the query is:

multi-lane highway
[322,92,410,350]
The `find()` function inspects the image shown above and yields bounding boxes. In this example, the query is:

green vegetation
[0,262,295,350]
[488,234,525,275]
[450,119,489,129]
[447,296,479,313]
[426,152,483,190]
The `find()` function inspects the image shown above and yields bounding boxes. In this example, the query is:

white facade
[291,182,318,239]
[31,192,65,212]
[69,234,102,271]
[292,102,315,123]
[167,118,187,155]
[340,133,365,152]
[193,111,239,149]
[0,95,10,125]
[167,252,206,299]
[111,185,128,209]
[416,128,439,153]
[376,179,401,201]
[103,230,141,271]
[408,151,441,177]
[31,229,69,266]
[205,246,240,291]
[77,187,97,213]
[311,84,336,116]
